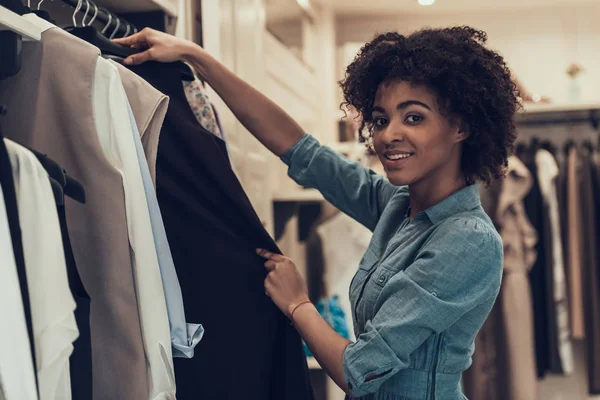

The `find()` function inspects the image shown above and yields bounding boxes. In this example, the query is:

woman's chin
[385,171,412,187]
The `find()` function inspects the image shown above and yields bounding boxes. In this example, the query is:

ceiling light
[297,0,310,9]
[418,0,435,5]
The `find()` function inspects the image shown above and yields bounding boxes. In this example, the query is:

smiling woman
[115,24,517,400]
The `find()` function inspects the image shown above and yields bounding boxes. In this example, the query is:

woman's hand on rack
[113,28,198,66]
[257,249,310,319]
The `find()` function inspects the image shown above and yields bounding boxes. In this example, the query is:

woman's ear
[455,122,471,143]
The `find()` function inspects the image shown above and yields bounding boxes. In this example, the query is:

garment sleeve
[342,217,503,397]
[281,134,399,231]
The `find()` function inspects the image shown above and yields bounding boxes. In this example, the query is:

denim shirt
[282,135,503,400]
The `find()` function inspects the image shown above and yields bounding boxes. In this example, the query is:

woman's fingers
[113,28,150,47]
[124,49,153,65]
[256,248,284,261]
[264,260,277,271]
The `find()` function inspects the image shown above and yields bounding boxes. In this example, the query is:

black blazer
[127,62,314,400]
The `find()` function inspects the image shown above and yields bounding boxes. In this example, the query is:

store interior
[1,0,599,399]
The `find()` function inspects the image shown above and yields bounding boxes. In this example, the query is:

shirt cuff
[172,323,205,359]
[343,324,402,397]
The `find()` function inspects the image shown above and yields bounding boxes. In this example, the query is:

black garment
[56,204,92,400]
[126,62,314,400]
[581,148,600,394]
[519,145,551,378]
[0,134,38,393]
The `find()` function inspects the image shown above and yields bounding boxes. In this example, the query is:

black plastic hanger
[28,148,86,204]
[0,31,22,80]
[48,177,65,206]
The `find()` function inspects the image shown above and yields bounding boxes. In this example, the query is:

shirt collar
[422,184,482,225]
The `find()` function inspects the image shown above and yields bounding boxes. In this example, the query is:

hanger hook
[82,0,91,26]
[37,0,45,10]
[88,1,99,25]
[109,17,121,39]
[101,8,113,35]
[72,0,83,27]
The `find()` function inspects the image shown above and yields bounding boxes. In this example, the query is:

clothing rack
[0,4,40,40]
[516,103,600,129]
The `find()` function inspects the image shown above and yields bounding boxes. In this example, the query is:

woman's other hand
[257,249,310,318]
[113,28,198,66]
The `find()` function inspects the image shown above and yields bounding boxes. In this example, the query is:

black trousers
[127,62,314,400]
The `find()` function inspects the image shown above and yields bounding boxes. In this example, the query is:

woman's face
[371,80,467,187]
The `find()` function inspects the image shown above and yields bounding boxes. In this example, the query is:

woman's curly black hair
[340,26,520,185]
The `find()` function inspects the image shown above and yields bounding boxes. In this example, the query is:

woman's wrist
[288,299,312,320]
[181,43,217,80]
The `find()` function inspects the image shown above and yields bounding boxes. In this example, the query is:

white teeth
[386,153,412,161]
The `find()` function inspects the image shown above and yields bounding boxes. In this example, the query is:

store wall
[336,4,600,105]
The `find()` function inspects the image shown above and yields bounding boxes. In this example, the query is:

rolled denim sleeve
[342,217,503,397]
[281,134,399,231]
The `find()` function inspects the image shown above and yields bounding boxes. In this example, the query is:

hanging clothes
[122,61,314,400]
[463,157,539,400]
[494,155,539,400]
[5,139,78,400]
[0,180,37,400]
[535,148,574,375]
[0,130,38,397]
[27,148,92,400]
[94,58,175,399]
[0,15,148,399]
[566,146,586,339]
[115,61,204,359]
[580,145,600,394]
[113,60,169,184]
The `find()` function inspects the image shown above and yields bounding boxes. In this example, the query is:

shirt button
[378,275,386,283]
[431,291,438,297]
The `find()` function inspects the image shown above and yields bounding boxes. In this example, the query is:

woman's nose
[381,118,405,144]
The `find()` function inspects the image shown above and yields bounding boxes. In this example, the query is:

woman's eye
[405,115,423,124]
[373,117,388,128]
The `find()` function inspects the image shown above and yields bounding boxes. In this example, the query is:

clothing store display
[122,61,314,400]
[519,145,552,378]
[283,134,502,399]
[95,58,175,399]
[536,149,574,375]
[0,15,148,399]
[0,184,38,400]
[494,156,539,400]
[183,78,223,139]
[124,93,204,358]
[580,146,600,394]
[5,139,78,400]
[566,146,585,339]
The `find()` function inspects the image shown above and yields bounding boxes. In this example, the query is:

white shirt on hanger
[93,58,175,399]
[0,183,38,400]
[5,139,78,400]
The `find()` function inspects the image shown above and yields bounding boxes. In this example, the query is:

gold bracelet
[289,300,312,325]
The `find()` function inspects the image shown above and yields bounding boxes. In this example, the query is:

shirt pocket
[349,249,379,300]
